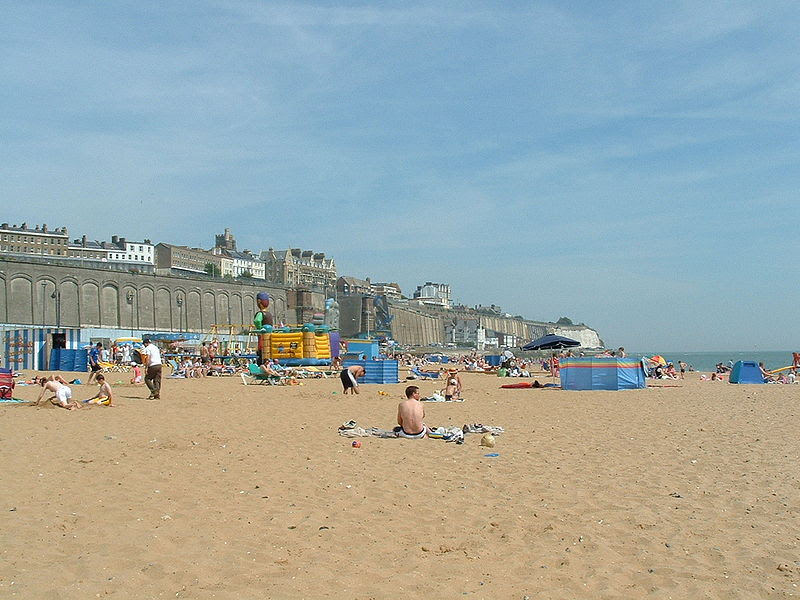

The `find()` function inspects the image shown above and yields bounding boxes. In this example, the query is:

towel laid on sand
[338,421,504,443]
[420,393,464,402]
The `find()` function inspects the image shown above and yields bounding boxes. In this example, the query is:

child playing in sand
[84,373,114,406]
[130,363,143,385]
[35,376,81,410]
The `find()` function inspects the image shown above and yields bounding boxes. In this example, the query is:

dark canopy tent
[522,334,580,351]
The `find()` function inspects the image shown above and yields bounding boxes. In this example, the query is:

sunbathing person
[260,362,283,377]
[395,385,427,438]
[35,376,81,410]
[84,373,114,406]
[444,369,462,401]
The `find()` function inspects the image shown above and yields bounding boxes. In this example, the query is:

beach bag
[0,368,14,400]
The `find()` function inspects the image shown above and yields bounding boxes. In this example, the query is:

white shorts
[55,386,72,406]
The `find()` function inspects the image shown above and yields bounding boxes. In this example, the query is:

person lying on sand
[84,373,114,406]
[395,385,427,439]
[35,376,81,410]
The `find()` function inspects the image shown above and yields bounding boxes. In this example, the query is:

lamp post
[51,290,60,329]
[41,282,46,326]
[126,291,135,336]
[176,296,184,332]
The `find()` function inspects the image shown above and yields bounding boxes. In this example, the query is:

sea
[629,351,796,373]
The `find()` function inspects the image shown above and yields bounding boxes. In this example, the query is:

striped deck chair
[241,363,286,386]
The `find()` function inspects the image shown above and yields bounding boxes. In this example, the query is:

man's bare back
[397,386,426,436]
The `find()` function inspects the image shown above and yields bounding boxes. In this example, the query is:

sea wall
[388,301,603,349]
[0,256,287,334]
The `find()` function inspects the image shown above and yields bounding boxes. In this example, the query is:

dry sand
[1,369,799,599]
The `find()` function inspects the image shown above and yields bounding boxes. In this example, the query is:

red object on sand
[352,440,362,448]
[501,382,533,389]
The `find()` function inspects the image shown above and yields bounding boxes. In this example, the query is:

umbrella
[522,334,581,351]
[649,355,666,366]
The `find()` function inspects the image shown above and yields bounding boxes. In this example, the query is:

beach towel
[420,392,463,402]
[395,425,428,439]
[338,421,504,443]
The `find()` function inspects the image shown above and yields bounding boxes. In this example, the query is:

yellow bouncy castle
[258,324,336,365]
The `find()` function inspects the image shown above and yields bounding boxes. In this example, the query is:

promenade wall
[0,257,603,348]
[0,257,287,334]
[388,302,603,349]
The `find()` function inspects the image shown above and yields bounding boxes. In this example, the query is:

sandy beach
[1,369,799,599]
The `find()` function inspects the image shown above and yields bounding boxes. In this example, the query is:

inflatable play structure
[560,357,647,390]
[256,324,340,366]
[729,361,765,384]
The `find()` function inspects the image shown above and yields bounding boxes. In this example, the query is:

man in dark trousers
[142,337,163,399]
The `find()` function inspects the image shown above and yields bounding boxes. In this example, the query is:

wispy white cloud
[2,1,799,349]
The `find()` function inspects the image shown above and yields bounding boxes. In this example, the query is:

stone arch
[172,287,188,332]
[215,293,230,328]
[0,273,7,323]
[201,291,216,331]
[138,285,155,329]
[34,276,57,326]
[60,279,80,327]
[81,281,101,326]
[243,293,256,326]
[121,285,138,330]
[229,293,243,328]
[101,283,119,327]
[8,274,34,324]
[186,289,202,332]
[154,287,172,330]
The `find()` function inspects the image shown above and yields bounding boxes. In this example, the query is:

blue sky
[2,1,799,350]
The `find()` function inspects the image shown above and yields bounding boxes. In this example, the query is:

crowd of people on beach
[20,341,800,417]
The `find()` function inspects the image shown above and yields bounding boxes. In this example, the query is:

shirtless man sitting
[34,375,81,410]
[395,385,427,439]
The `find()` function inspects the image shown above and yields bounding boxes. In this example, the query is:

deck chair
[299,366,331,378]
[411,366,440,379]
[241,363,285,385]
[167,359,187,378]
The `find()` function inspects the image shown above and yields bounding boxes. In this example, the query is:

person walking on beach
[340,364,366,394]
[396,385,427,438]
[87,342,103,385]
[142,337,163,399]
